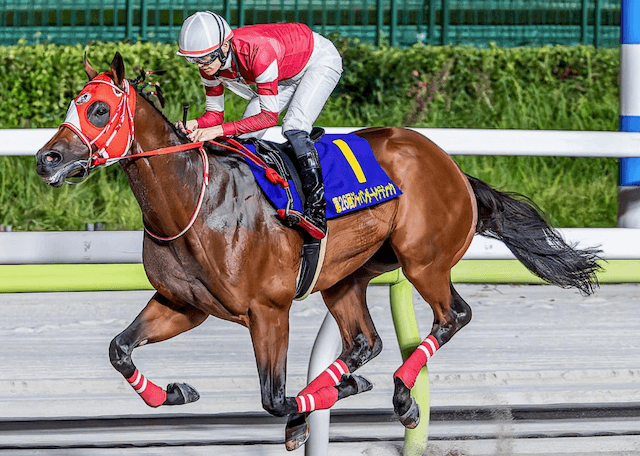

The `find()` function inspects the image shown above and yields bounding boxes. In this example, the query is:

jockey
[175,11,343,239]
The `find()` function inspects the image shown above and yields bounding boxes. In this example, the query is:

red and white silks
[393,334,440,389]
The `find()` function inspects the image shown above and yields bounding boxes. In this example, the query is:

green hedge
[0,40,622,230]
[332,37,620,131]
[0,39,620,129]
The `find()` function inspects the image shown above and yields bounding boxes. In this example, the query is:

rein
[140,144,209,242]
[92,137,288,242]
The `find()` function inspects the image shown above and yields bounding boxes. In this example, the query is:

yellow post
[372,270,429,455]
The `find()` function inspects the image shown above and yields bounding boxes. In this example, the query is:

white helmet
[177,11,233,59]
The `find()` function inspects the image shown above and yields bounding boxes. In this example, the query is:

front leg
[248,301,374,451]
[247,303,298,417]
[109,292,208,407]
[285,275,382,450]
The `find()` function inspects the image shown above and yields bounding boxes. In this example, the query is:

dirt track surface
[1,284,639,455]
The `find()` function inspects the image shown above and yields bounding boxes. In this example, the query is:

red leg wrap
[299,359,349,396]
[393,335,440,389]
[295,385,339,413]
[126,369,167,408]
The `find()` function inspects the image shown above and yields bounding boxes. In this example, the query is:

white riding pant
[240,32,343,139]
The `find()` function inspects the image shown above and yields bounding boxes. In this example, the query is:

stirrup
[277,209,326,239]
[298,215,326,240]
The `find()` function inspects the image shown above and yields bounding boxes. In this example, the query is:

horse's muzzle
[36,149,75,187]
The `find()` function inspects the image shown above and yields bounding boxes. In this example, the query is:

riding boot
[284,129,327,239]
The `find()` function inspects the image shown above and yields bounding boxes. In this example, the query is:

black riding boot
[284,129,327,239]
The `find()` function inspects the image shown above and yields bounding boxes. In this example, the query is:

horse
[35,52,601,451]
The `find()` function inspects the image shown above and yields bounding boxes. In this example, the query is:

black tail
[466,174,601,295]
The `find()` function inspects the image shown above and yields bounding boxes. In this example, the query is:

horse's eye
[87,101,110,128]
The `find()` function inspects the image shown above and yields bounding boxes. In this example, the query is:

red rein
[95,138,289,242]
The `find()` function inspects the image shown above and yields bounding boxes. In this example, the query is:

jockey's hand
[188,125,225,142]
[175,119,199,134]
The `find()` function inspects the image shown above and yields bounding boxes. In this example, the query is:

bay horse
[35,53,600,450]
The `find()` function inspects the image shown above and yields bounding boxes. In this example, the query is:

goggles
[185,50,221,66]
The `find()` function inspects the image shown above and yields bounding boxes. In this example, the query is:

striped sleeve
[221,60,280,136]
[196,75,225,128]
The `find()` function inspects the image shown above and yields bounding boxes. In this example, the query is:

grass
[1,156,141,231]
[453,155,618,227]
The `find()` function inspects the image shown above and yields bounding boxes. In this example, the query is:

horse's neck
[121,99,232,236]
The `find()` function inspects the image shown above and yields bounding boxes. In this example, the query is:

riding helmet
[176,11,233,58]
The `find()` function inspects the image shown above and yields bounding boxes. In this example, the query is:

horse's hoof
[164,382,200,406]
[285,413,309,451]
[336,373,373,399]
[393,376,420,429]
[347,374,373,394]
[397,396,420,429]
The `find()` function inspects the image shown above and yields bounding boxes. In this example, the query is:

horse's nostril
[43,151,63,166]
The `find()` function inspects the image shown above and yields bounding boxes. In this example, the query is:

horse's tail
[466,174,601,295]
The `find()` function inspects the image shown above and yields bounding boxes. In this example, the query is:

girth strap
[294,234,328,301]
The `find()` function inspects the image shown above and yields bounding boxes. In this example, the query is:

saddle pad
[243,133,402,219]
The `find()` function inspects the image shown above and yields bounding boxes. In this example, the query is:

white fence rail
[5,127,640,157]
[1,228,637,264]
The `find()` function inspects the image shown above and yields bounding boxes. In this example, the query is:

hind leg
[285,273,381,450]
[109,292,208,407]
[322,273,384,371]
[393,278,472,428]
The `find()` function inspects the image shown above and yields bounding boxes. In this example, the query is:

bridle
[60,72,287,242]
[62,74,137,170]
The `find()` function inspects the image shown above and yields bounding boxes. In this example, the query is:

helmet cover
[177,11,233,58]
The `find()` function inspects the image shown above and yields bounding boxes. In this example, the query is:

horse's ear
[110,52,126,89]
[84,53,98,80]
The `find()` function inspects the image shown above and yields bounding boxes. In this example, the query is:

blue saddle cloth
[243,133,402,219]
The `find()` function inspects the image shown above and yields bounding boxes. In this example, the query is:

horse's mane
[129,74,191,143]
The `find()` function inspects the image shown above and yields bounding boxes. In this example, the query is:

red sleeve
[221,111,278,136]
[220,61,280,135]
[197,110,224,128]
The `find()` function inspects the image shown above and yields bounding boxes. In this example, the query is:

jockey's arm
[219,60,280,136]
[186,78,225,141]
[190,59,281,141]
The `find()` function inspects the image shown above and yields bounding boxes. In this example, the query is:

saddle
[243,127,327,301]
[222,128,402,300]
[243,126,325,213]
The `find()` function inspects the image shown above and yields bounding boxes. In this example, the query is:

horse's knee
[432,288,472,346]
[109,334,135,378]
